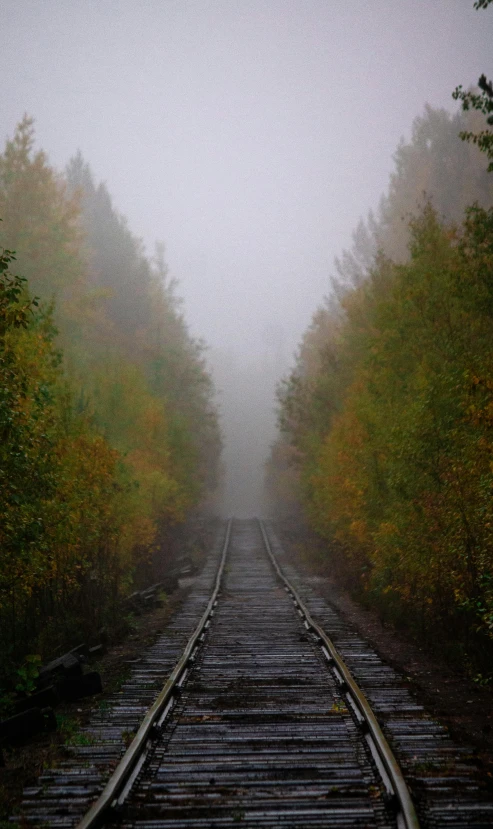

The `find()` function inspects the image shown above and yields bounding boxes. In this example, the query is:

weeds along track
[17,519,493,828]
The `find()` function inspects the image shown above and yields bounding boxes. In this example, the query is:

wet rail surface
[118,519,395,828]
[263,522,493,829]
[17,526,228,828]
[17,519,493,828]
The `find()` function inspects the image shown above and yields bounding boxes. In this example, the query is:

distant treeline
[0,117,221,683]
[268,103,493,675]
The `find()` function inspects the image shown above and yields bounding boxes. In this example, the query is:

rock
[15,685,60,714]
[57,671,103,702]
[38,652,83,686]
[0,707,57,742]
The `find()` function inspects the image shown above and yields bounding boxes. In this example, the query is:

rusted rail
[259,519,419,829]
[17,518,493,828]
[79,524,418,829]
[76,519,232,829]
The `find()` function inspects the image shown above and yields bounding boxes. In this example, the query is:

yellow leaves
[0,124,222,678]
[378,521,398,536]
[470,374,493,392]
[349,519,369,545]
[120,514,156,554]
[276,205,493,646]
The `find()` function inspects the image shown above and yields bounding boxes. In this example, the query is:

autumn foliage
[271,104,493,670]
[0,118,221,682]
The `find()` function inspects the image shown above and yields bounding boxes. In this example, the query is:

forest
[268,80,493,675]
[3,5,493,828]
[2,0,493,701]
[0,117,222,696]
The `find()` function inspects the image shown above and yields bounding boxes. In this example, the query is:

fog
[2,1,492,516]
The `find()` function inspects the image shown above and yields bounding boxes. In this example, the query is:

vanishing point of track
[17,519,493,828]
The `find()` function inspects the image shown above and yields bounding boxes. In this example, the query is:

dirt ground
[2,518,493,821]
[0,582,193,824]
[0,515,221,823]
[272,518,493,786]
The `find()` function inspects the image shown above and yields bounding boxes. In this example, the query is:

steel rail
[76,518,232,829]
[259,519,420,829]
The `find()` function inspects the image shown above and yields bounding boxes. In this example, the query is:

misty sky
[2,0,492,514]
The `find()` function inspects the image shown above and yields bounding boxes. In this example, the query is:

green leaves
[0,120,222,691]
[14,654,41,695]
[453,4,493,170]
[274,201,493,655]
[0,248,38,337]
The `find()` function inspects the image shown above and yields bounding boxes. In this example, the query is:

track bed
[16,519,493,828]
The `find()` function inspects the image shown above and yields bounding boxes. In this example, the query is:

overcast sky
[2,0,492,513]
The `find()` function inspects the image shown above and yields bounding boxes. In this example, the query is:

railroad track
[16,519,493,828]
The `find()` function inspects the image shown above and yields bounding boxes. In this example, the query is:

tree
[0,122,222,684]
[453,2,493,170]
[65,152,153,334]
[270,98,493,664]
[0,246,116,663]
[0,117,84,304]
[66,152,222,503]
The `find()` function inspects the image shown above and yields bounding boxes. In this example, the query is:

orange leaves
[0,123,222,687]
[275,202,493,657]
